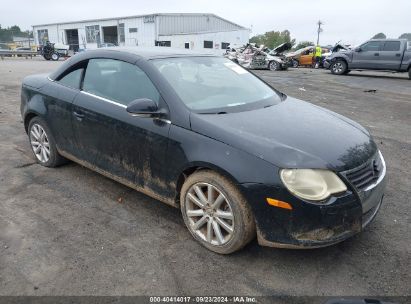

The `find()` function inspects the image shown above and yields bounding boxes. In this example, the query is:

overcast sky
[1,0,410,46]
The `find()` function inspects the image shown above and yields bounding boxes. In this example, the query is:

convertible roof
[49,47,218,80]
[89,47,217,59]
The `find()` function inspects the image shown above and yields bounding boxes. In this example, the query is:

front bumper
[241,164,386,249]
[323,59,331,69]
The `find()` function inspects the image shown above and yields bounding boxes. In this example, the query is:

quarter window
[382,41,401,51]
[82,59,160,105]
[57,68,84,89]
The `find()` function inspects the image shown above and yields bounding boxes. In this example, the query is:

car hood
[190,97,377,171]
[272,42,292,54]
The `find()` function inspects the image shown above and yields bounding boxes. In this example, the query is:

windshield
[152,56,281,113]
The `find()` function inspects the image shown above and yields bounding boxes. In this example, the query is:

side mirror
[354,47,362,52]
[126,98,163,118]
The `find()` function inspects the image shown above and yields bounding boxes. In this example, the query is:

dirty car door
[71,58,171,194]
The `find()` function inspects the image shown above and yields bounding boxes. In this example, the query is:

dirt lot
[0,58,410,297]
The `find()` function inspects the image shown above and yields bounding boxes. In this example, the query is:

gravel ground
[0,58,410,298]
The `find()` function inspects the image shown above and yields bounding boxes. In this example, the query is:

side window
[382,41,401,51]
[57,67,84,89]
[361,41,382,52]
[82,59,160,105]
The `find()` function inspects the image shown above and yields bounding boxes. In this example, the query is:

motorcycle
[41,42,60,61]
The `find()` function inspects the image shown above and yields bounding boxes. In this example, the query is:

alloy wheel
[185,183,234,246]
[30,123,50,163]
[333,62,343,73]
[269,61,279,71]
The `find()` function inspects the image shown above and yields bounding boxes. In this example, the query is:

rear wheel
[331,59,348,75]
[408,68,411,80]
[28,117,67,167]
[180,170,255,254]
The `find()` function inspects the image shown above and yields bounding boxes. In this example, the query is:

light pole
[316,20,323,45]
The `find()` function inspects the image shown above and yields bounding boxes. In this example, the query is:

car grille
[344,152,384,191]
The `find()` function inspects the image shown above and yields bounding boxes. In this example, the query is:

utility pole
[316,20,323,45]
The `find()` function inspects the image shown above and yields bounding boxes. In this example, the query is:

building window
[155,41,171,47]
[129,28,138,33]
[204,40,213,49]
[221,42,230,50]
[85,25,100,43]
[37,29,49,45]
[185,42,189,49]
[118,23,125,43]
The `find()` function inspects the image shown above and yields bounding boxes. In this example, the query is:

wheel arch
[23,111,40,133]
[333,56,348,65]
[174,162,241,204]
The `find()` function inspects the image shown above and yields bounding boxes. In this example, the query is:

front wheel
[408,68,411,80]
[269,60,280,71]
[292,59,299,68]
[28,117,67,167]
[331,59,348,75]
[180,170,255,254]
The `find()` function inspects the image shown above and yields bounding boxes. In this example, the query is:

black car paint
[21,48,386,248]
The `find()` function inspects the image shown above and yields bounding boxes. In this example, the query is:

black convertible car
[21,47,386,254]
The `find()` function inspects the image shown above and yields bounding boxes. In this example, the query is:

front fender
[330,52,352,66]
[166,124,280,192]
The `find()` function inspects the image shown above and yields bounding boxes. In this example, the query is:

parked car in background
[21,48,386,254]
[287,46,329,67]
[325,39,411,79]
[15,47,35,57]
[233,43,289,70]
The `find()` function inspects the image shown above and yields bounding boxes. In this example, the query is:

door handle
[73,111,85,120]
[374,53,379,56]
[395,53,401,57]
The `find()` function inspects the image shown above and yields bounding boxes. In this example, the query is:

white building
[32,13,250,53]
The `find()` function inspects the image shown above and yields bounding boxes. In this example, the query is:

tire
[292,59,299,68]
[43,54,51,60]
[269,60,280,71]
[51,52,60,61]
[408,68,411,80]
[28,117,67,167]
[331,59,348,75]
[180,170,255,254]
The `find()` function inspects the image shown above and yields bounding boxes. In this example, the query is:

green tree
[0,25,31,42]
[250,30,295,49]
[293,41,314,50]
[371,32,386,39]
[399,33,411,41]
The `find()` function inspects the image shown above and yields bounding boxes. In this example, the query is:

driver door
[351,41,383,69]
[71,58,171,194]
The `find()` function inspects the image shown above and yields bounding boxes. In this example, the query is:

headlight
[280,169,347,201]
